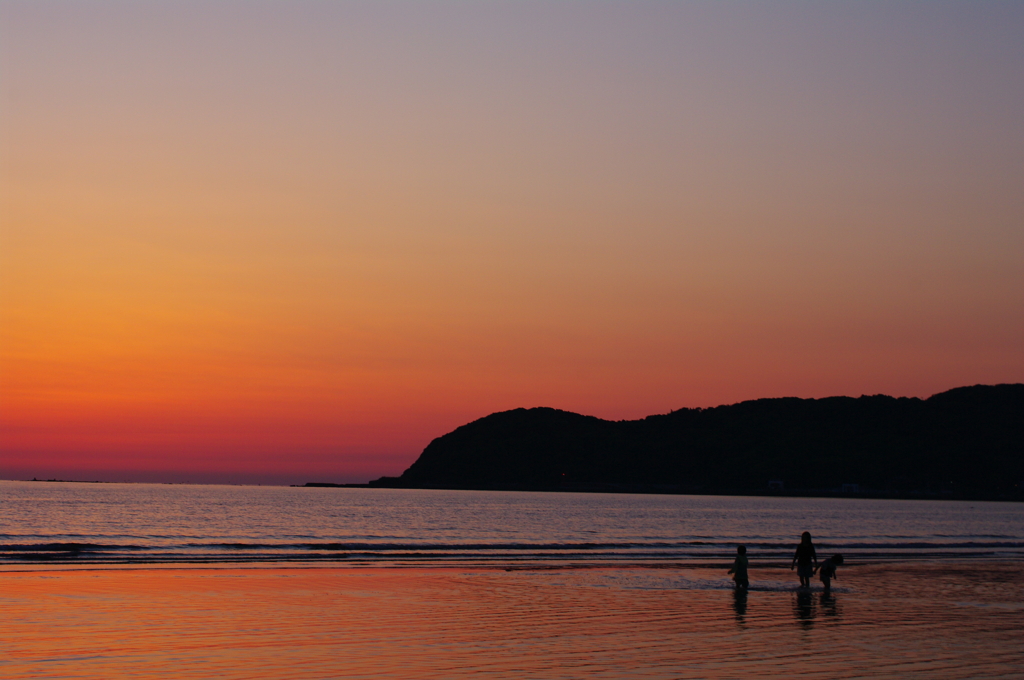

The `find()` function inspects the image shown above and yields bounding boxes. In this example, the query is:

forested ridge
[365,384,1024,500]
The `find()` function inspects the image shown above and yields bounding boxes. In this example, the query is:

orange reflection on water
[2,565,1023,679]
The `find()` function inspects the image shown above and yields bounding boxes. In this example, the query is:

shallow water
[2,481,1022,565]
[2,563,1022,679]
[4,483,1022,678]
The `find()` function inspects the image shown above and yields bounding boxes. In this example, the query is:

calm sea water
[2,480,1021,566]
[4,481,1023,679]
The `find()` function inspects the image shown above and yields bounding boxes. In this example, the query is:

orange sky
[2,3,1023,483]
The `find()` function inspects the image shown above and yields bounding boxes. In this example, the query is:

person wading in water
[791,531,818,588]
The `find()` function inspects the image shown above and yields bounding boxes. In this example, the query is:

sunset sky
[2,2,1022,484]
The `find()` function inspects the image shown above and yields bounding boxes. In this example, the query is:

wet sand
[2,562,1022,679]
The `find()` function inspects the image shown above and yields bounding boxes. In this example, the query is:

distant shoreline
[298,480,1023,502]
[5,478,1020,502]
[24,478,112,484]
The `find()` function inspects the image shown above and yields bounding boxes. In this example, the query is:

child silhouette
[817,554,844,592]
[791,531,817,588]
[728,545,749,590]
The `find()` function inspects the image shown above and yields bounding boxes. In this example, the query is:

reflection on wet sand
[732,588,748,624]
[820,592,840,620]
[1,564,1022,679]
[793,589,816,627]
[791,590,842,628]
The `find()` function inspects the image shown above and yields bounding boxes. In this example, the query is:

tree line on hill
[364,384,1024,500]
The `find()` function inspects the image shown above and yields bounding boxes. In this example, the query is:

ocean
[2,481,1022,566]
[2,481,1023,678]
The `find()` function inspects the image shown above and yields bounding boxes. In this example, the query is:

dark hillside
[371,384,1024,499]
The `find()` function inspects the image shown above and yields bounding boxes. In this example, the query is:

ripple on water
[1,563,1021,679]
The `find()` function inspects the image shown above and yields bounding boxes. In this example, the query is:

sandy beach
[3,562,1022,679]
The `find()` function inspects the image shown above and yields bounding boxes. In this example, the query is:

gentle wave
[4,539,1024,565]
[3,482,1022,567]
[5,539,1024,552]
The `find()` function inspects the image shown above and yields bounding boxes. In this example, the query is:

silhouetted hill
[369,384,1024,500]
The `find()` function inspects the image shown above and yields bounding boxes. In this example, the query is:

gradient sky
[2,2,1023,484]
